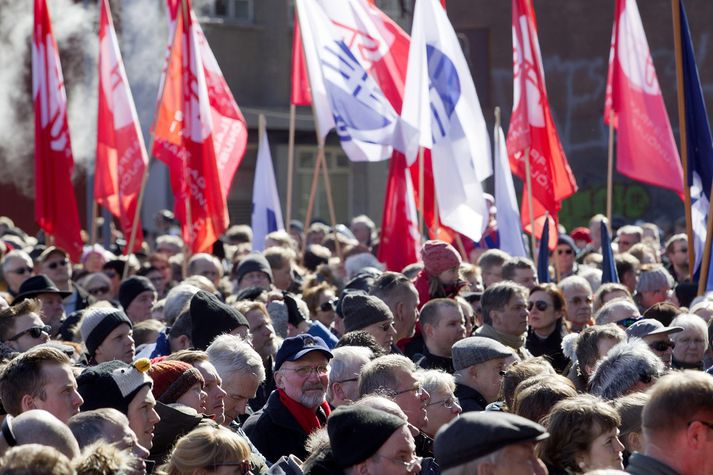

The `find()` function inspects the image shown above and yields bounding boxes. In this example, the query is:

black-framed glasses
[527,300,550,312]
[47,259,69,270]
[7,266,32,275]
[87,286,110,296]
[649,341,675,352]
[7,325,51,341]
[616,316,642,328]
[426,396,459,409]
[319,298,337,312]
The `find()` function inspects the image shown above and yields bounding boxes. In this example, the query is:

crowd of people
[0,209,710,475]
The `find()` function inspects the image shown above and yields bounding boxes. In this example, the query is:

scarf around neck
[278,388,331,435]
[478,324,526,350]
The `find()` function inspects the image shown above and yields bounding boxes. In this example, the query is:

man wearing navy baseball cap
[243,334,333,463]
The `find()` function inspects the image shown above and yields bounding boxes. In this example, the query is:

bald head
[0,410,79,460]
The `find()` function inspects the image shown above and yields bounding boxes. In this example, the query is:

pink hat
[420,240,461,276]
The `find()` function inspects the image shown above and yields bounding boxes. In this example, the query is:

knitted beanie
[79,307,133,357]
[341,292,393,333]
[235,253,273,284]
[190,290,249,350]
[148,360,205,405]
[77,359,153,414]
[420,240,461,276]
[119,276,156,310]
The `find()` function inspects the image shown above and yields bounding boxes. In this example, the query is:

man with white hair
[1,250,34,297]
[187,253,223,287]
[558,275,594,332]
[327,346,372,407]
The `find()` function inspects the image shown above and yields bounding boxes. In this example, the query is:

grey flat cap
[434,412,549,470]
[626,318,682,340]
[452,336,514,371]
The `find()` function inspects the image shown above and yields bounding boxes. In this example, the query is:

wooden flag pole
[524,148,537,257]
[286,104,296,228]
[90,200,99,246]
[418,146,425,237]
[606,111,615,231]
[304,147,322,228]
[318,147,343,262]
[672,0,695,281]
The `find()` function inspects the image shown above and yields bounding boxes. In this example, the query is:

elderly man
[79,307,135,364]
[243,334,333,463]
[67,408,149,461]
[627,371,713,475]
[501,257,538,290]
[595,298,641,327]
[434,411,548,475]
[0,346,83,423]
[187,253,223,287]
[341,292,397,352]
[626,319,682,368]
[414,298,466,373]
[1,250,34,297]
[452,336,516,412]
[617,225,643,253]
[0,299,51,353]
[475,282,532,360]
[370,272,420,345]
[327,346,372,407]
[167,350,228,424]
[39,246,93,315]
[558,275,594,332]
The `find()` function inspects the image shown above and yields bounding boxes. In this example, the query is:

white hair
[344,252,384,280]
[327,346,373,401]
[670,314,709,351]
[207,334,266,382]
[163,284,200,324]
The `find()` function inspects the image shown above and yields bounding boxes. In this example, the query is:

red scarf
[278,388,331,434]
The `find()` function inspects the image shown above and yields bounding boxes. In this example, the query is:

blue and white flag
[295,0,409,161]
[494,120,527,257]
[251,122,284,251]
[399,0,492,242]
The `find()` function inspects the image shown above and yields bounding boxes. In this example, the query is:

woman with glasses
[159,425,252,475]
[418,369,462,439]
[303,283,339,336]
[670,314,709,370]
[526,284,569,373]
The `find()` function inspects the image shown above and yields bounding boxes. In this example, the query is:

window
[198,0,254,23]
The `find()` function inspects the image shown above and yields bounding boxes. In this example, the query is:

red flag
[604,0,683,199]
[96,0,147,253]
[153,2,237,253]
[290,12,312,106]
[507,0,577,231]
[33,0,83,261]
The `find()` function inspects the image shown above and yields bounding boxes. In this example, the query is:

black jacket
[526,325,569,373]
[243,390,328,464]
[454,383,487,413]
[250,356,276,412]
[413,346,455,374]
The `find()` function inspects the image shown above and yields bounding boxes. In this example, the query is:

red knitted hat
[420,240,461,276]
[148,360,204,405]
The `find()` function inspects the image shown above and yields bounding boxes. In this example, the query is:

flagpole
[418,146,425,237]
[90,200,98,246]
[304,148,321,227]
[606,111,614,231]
[672,0,695,280]
[318,144,343,263]
[286,104,296,228]
[524,148,537,257]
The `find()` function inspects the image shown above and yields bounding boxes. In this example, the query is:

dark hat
[451,336,514,371]
[557,234,578,252]
[13,274,71,303]
[420,240,461,276]
[234,286,267,302]
[328,405,406,468]
[341,292,394,333]
[189,290,249,350]
[148,360,205,405]
[38,246,68,263]
[434,412,549,470]
[235,253,273,284]
[119,276,156,310]
[274,334,333,371]
[77,359,153,414]
[626,318,683,340]
[79,307,133,357]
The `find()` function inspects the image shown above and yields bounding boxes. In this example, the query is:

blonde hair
[160,425,250,475]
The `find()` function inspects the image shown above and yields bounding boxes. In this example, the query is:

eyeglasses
[319,298,337,312]
[557,248,574,255]
[426,396,459,409]
[7,325,51,341]
[373,453,422,472]
[47,259,69,270]
[280,365,329,377]
[391,383,426,398]
[616,316,642,328]
[649,341,675,352]
[87,286,110,296]
[527,300,550,312]
[6,266,32,275]
[208,460,251,475]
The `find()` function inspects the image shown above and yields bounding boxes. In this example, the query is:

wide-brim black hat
[14,274,71,303]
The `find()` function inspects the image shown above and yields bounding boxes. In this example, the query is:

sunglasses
[7,266,32,275]
[87,286,110,296]
[319,298,337,312]
[7,325,51,341]
[557,248,574,255]
[47,259,69,270]
[616,316,642,328]
[527,300,550,312]
[649,341,675,352]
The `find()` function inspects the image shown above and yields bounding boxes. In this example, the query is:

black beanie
[77,359,153,415]
[328,405,405,468]
[342,292,394,333]
[235,253,273,284]
[119,276,156,310]
[190,290,249,350]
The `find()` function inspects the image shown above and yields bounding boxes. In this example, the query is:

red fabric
[520,188,558,250]
[153,1,247,254]
[604,0,683,199]
[33,0,83,262]
[507,0,577,224]
[96,0,147,253]
[290,12,312,106]
[277,388,330,435]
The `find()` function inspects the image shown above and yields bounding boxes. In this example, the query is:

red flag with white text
[33,0,83,261]
[604,0,683,199]
[96,0,147,252]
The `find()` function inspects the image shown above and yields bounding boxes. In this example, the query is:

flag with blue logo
[494,120,527,257]
[251,119,284,251]
[600,221,619,284]
[295,0,409,160]
[678,0,713,289]
[399,0,492,242]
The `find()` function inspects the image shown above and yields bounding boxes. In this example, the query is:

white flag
[400,0,491,241]
[251,121,284,251]
[494,122,527,257]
